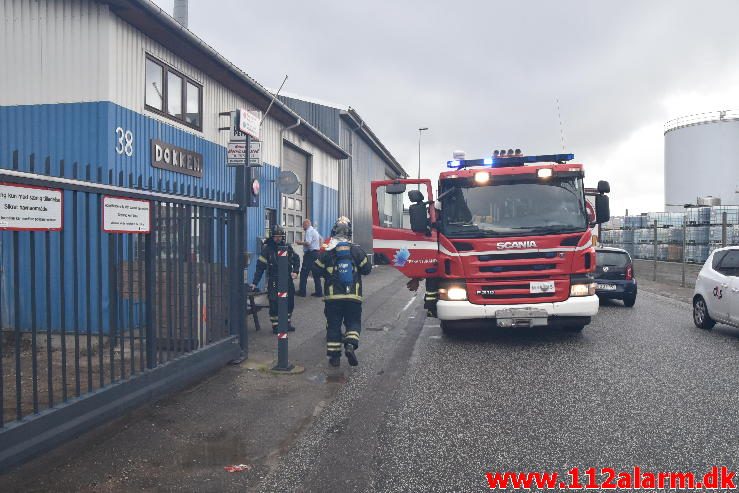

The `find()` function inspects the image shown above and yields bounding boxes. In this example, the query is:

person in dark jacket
[313,217,371,367]
[249,225,300,333]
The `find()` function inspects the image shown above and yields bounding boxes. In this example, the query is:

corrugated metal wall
[0,0,111,106]
[280,96,341,144]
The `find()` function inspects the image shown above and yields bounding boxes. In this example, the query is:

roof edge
[104,0,348,160]
[341,108,408,178]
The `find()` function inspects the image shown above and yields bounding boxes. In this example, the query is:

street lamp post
[418,127,428,189]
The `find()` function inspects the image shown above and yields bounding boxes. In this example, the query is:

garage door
[282,145,309,246]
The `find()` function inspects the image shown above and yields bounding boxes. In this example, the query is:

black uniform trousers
[299,250,323,295]
[324,300,362,356]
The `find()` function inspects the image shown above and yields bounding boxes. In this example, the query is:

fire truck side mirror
[597,180,610,194]
[409,203,429,234]
[407,190,424,203]
[386,182,407,194]
[595,194,610,224]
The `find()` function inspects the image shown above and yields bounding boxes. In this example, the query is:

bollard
[272,245,294,371]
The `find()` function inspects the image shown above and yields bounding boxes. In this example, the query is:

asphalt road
[260,290,739,492]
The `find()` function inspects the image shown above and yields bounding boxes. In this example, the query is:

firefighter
[407,278,438,317]
[313,218,371,367]
[249,224,300,333]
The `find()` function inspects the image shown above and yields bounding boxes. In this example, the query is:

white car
[693,246,739,330]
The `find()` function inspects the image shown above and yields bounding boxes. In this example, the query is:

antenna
[556,97,566,151]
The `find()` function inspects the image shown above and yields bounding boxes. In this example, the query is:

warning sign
[0,183,63,231]
[103,196,151,233]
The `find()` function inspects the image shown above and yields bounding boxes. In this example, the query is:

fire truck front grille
[479,264,557,273]
[478,252,558,261]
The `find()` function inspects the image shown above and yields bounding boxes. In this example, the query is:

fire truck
[371,150,611,333]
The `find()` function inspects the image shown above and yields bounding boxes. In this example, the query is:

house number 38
[115,127,134,157]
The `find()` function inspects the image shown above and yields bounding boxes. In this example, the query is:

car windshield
[440,176,588,238]
[597,251,629,268]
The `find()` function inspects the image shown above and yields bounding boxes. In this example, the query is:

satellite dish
[278,170,300,194]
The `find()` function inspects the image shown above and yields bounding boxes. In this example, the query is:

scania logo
[496,240,537,250]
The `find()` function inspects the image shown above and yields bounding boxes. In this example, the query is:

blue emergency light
[446,153,575,169]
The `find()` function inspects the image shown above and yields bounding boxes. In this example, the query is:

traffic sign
[238,108,261,140]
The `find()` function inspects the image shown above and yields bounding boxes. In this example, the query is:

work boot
[296,291,306,297]
[328,355,341,367]
[344,344,358,367]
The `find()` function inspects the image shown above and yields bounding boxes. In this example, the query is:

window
[296,199,302,211]
[716,250,739,276]
[287,197,295,210]
[145,59,163,110]
[144,55,202,131]
[597,251,629,268]
[186,81,201,127]
[167,72,183,119]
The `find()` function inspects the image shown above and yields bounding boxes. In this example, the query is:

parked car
[594,247,637,307]
[693,246,739,330]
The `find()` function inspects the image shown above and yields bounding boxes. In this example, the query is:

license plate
[597,283,617,291]
[530,281,555,294]
[496,307,549,328]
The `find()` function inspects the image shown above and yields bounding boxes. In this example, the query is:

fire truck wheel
[562,324,585,332]
[440,320,462,336]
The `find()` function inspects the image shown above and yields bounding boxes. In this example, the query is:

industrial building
[0,0,406,461]
[280,95,408,252]
[664,110,739,211]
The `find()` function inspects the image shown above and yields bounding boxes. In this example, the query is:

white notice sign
[103,196,151,233]
[0,183,63,231]
[227,141,247,166]
[249,140,262,166]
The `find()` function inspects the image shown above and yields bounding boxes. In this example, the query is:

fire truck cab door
[371,179,438,278]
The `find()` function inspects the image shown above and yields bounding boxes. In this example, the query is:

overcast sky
[153,0,739,215]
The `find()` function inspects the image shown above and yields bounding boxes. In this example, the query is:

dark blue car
[595,247,637,307]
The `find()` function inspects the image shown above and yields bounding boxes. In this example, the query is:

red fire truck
[371,151,611,333]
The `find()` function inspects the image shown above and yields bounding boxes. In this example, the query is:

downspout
[279,118,301,223]
[349,116,365,230]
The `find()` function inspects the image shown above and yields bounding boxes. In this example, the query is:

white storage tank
[664,111,739,212]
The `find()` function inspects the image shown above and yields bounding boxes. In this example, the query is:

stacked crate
[684,207,710,263]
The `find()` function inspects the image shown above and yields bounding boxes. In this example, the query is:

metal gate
[0,152,245,470]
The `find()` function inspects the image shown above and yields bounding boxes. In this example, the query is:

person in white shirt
[296,219,323,297]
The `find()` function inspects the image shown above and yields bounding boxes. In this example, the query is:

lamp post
[418,127,428,189]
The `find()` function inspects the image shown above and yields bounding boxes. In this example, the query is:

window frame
[144,54,203,132]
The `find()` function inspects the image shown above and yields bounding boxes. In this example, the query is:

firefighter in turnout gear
[313,217,371,367]
[249,225,300,333]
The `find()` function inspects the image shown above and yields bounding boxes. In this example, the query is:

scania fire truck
[371,151,611,333]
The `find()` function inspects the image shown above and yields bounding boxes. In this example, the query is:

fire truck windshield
[440,176,588,238]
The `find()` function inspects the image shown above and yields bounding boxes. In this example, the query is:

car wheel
[693,296,715,330]
[623,292,636,307]
[562,324,585,332]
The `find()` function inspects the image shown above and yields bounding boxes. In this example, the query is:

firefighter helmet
[271,224,285,237]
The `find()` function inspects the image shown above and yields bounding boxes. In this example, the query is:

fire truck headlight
[474,171,490,184]
[440,285,467,301]
[570,283,595,297]
[537,168,553,179]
